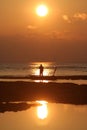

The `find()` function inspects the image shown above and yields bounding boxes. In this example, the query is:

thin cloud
[62,13,87,23]
[45,30,71,40]
[27,25,37,30]
[62,15,71,23]
[73,13,87,20]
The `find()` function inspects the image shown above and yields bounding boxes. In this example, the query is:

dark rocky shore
[0,102,40,113]
[0,81,87,105]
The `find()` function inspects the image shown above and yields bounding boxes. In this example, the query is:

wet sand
[0,81,87,105]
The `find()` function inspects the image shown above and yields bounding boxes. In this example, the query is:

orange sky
[0,0,87,63]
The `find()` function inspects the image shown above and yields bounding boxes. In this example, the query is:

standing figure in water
[39,64,44,76]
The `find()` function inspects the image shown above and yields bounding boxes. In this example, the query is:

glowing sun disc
[36,5,48,17]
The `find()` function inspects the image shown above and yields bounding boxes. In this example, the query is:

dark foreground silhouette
[0,81,87,105]
[0,102,40,113]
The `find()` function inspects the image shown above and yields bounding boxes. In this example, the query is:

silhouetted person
[39,64,44,76]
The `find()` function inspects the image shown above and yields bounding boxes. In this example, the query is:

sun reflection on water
[35,80,49,83]
[31,62,54,76]
[35,67,49,76]
[36,101,48,120]
[33,62,53,83]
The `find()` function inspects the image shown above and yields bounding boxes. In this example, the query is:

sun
[36,5,48,17]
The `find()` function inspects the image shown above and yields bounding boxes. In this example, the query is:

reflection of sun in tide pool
[36,101,48,120]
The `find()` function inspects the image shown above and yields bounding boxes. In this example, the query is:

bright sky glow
[0,1,87,63]
[36,5,48,17]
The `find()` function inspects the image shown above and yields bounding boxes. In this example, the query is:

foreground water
[0,102,87,130]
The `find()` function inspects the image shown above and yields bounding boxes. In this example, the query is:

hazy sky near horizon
[0,0,87,63]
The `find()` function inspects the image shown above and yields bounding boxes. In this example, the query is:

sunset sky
[0,0,87,63]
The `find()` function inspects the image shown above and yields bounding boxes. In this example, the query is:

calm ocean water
[0,62,87,76]
[0,62,87,84]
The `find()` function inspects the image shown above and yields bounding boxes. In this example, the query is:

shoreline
[0,81,87,105]
[0,75,87,80]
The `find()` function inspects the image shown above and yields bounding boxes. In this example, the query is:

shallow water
[0,62,87,84]
[0,102,87,130]
[0,79,87,85]
[0,62,87,77]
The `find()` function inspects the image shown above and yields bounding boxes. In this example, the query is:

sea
[0,62,87,84]
[0,62,87,130]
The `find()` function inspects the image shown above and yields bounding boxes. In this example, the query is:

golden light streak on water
[36,101,48,120]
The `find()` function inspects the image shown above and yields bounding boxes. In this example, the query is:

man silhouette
[39,64,44,76]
